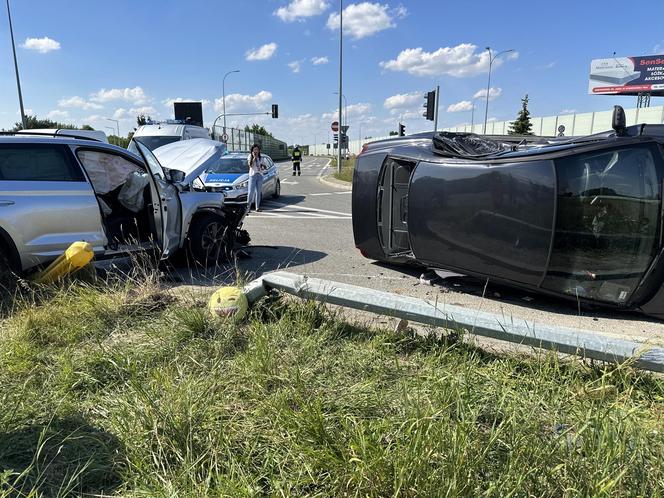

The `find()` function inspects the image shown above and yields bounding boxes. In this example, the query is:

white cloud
[130,106,157,117]
[383,91,422,110]
[91,86,149,105]
[311,56,329,65]
[112,108,128,120]
[288,60,302,73]
[322,102,373,120]
[21,37,60,53]
[447,100,473,113]
[57,96,103,111]
[381,44,518,77]
[213,90,273,113]
[560,108,577,115]
[162,97,211,108]
[246,42,277,61]
[653,42,664,53]
[46,110,69,120]
[275,0,329,21]
[327,2,397,40]
[473,87,502,101]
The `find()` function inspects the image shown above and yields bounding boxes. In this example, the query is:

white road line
[263,201,350,217]
[310,192,334,196]
[248,215,352,219]
[309,191,352,196]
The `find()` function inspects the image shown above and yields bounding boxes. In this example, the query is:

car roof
[0,135,141,157]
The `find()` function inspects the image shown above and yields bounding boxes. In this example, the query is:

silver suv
[0,133,246,274]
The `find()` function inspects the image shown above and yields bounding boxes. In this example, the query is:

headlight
[236,180,248,189]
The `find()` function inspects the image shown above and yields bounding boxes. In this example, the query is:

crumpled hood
[153,138,227,184]
[204,172,248,186]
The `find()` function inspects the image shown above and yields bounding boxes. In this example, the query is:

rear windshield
[207,158,247,174]
[133,136,181,152]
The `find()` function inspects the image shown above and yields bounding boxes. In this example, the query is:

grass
[0,271,663,497]
[331,157,356,183]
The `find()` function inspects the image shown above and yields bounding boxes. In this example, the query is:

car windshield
[207,158,247,174]
[133,136,181,152]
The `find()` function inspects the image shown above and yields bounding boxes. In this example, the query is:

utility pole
[337,0,343,173]
[483,47,514,134]
[6,0,27,129]
[222,70,240,140]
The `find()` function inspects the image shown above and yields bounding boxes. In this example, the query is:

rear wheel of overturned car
[272,180,281,199]
[187,214,234,264]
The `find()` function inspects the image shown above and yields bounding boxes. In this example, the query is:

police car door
[133,140,182,258]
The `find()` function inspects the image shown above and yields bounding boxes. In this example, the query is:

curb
[318,173,352,190]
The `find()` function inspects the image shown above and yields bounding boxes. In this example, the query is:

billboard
[173,102,204,127]
[589,55,664,96]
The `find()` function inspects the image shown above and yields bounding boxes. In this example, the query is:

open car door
[133,140,182,258]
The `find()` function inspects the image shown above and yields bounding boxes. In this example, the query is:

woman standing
[247,144,267,212]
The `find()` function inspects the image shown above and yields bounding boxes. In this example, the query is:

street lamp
[6,0,27,130]
[222,69,240,139]
[105,126,115,136]
[337,0,343,173]
[106,118,120,137]
[482,47,514,135]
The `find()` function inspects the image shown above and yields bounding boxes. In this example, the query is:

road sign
[341,125,349,133]
[331,121,339,132]
[221,133,228,142]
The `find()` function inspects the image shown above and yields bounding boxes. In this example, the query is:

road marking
[263,201,350,217]
[309,191,352,196]
[281,180,299,185]
[249,215,351,219]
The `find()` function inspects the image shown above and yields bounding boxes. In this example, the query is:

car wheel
[187,214,234,264]
[272,179,281,199]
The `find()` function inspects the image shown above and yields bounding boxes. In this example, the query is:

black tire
[272,179,281,199]
[187,213,234,264]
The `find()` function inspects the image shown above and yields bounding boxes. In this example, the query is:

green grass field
[331,157,355,183]
[0,272,663,497]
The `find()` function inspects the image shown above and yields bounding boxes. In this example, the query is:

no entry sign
[331,121,339,132]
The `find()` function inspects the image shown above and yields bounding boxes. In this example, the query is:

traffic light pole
[433,85,440,133]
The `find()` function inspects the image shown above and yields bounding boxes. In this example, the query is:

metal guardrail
[244,271,664,372]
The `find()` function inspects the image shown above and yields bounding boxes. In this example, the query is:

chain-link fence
[212,126,288,161]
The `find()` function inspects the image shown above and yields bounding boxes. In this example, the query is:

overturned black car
[352,106,664,319]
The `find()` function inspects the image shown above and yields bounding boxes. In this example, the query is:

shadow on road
[167,245,328,287]
[261,194,306,208]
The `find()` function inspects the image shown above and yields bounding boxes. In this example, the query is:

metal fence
[212,126,288,161]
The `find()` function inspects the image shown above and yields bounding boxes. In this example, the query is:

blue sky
[1,0,663,144]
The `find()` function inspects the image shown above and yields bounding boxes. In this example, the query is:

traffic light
[271,104,279,118]
[398,123,405,136]
[423,90,435,121]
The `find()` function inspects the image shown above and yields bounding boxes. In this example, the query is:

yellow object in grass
[209,286,248,320]
[32,241,94,284]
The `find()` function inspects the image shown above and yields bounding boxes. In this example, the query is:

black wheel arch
[0,226,21,272]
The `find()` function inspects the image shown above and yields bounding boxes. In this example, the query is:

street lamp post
[337,0,343,174]
[222,70,240,140]
[105,126,115,136]
[482,47,514,135]
[333,91,347,156]
[106,118,120,137]
[6,0,27,130]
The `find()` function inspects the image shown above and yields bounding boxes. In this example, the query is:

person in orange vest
[292,145,302,176]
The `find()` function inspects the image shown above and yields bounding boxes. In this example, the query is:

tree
[508,94,534,135]
[136,114,152,127]
[108,135,130,148]
[244,123,273,137]
[389,130,399,136]
[11,115,94,132]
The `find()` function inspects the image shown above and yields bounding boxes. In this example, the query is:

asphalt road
[188,155,664,347]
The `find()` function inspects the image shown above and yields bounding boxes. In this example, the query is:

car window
[0,144,85,182]
[544,144,662,304]
[207,158,247,174]
[133,136,181,151]
[76,150,142,194]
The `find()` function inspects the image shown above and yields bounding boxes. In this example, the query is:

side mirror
[168,169,186,183]
[612,105,627,136]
